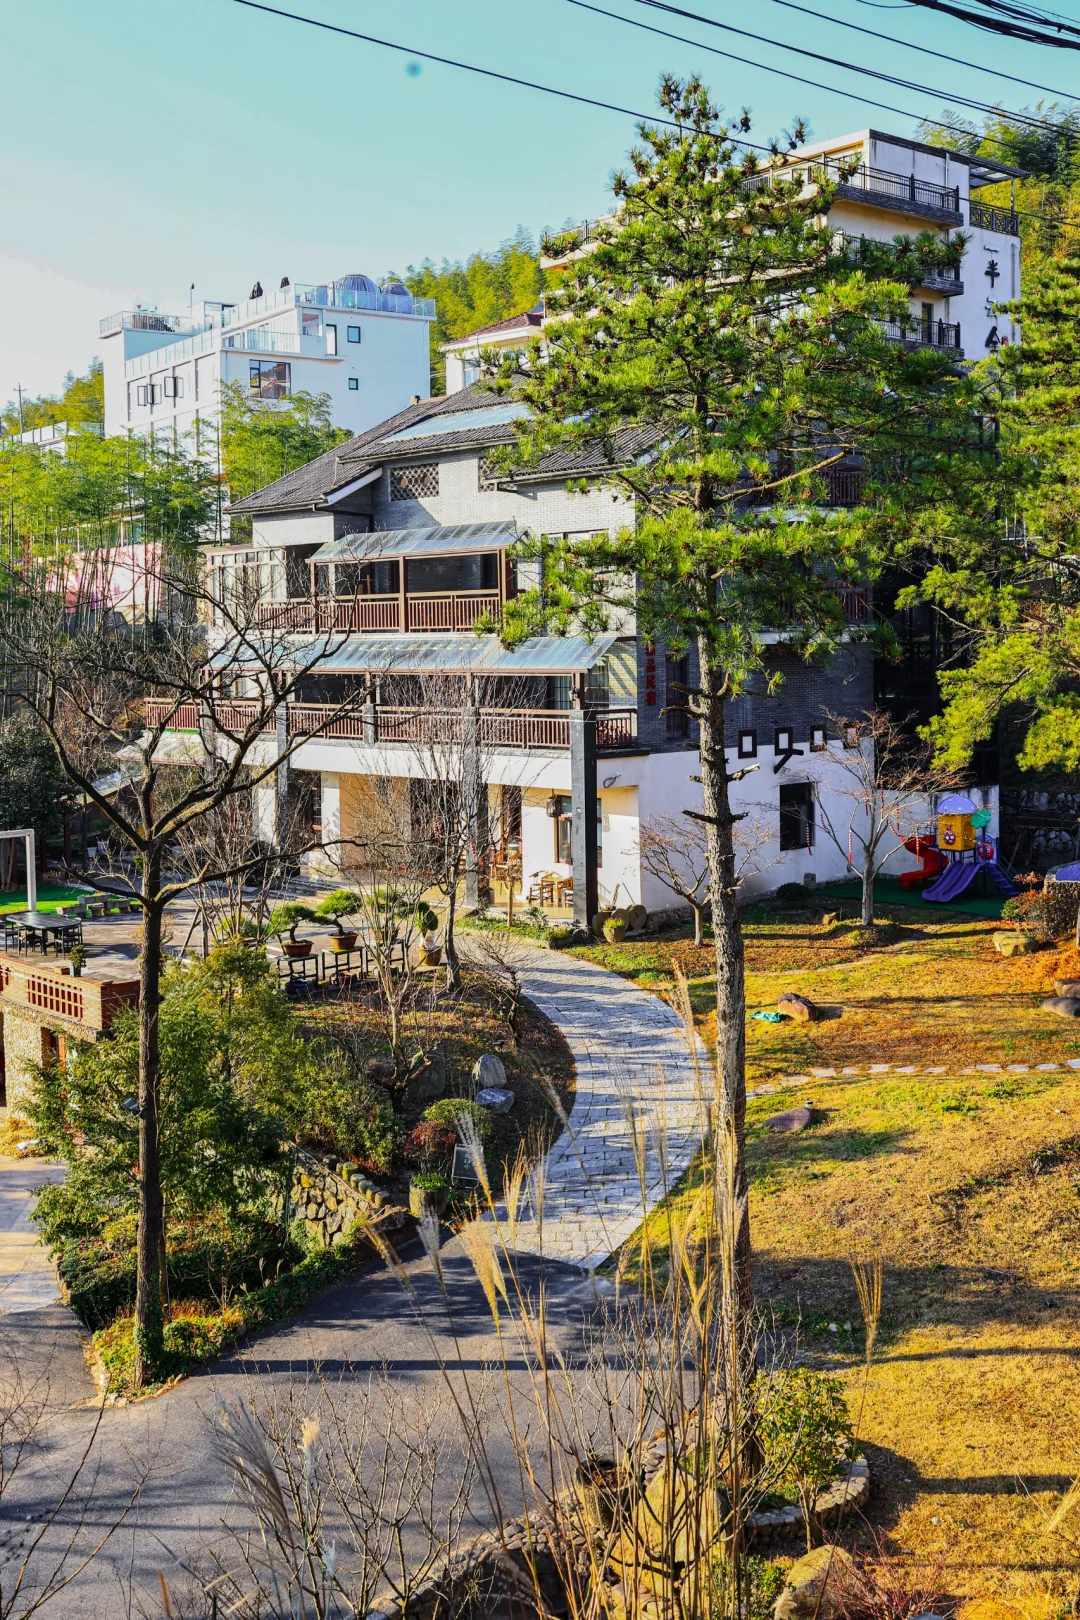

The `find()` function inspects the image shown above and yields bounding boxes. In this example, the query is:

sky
[2,0,1076,404]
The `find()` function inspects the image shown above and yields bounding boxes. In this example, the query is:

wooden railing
[143,698,274,733]
[258,598,401,633]
[0,954,138,1032]
[145,699,200,730]
[287,705,638,751]
[406,592,501,631]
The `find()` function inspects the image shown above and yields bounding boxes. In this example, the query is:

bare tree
[403,673,535,992]
[0,544,380,1386]
[638,810,781,945]
[334,776,431,1069]
[811,708,960,926]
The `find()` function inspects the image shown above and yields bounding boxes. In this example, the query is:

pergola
[0,829,36,913]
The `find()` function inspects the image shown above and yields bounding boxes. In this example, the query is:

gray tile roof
[228,382,660,514]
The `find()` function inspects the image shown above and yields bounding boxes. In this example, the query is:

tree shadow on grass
[748,1120,915,1167]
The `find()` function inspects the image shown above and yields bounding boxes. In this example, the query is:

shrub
[411,1170,448,1191]
[774,882,812,905]
[758,1368,853,1549]
[422,1098,492,1142]
[403,1119,458,1167]
[298,1068,399,1174]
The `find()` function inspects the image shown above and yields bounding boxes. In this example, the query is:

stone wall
[3,1006,49,1115]
[290,1150,407,1248]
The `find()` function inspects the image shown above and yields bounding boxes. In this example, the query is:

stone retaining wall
[291,1150,407,1248]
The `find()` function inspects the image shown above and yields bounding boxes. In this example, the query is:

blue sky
[2,0,1072,401]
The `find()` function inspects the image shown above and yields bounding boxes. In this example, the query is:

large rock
[1041,996,1080,1018]
[476,1086,515,1114]
[765,1105,812,1133]
[472,1053,507,1092]
[778,991,818,1022]
[403,1049,448,1108]
[1055,978,1080,997]
[993,931,1039,956]
[773,1546,864,1620]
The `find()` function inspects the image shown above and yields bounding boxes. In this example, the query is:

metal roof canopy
[312,520,520,563]
[319,632,617,676]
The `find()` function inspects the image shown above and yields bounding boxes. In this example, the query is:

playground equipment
[898,829,946,890]
[921,793,1016,904]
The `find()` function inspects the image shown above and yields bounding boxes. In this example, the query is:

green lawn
[0,883,88,915]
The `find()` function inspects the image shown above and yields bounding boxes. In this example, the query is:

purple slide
[922,858,1017,903]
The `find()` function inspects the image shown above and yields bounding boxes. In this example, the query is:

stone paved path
[494,946,709,1269]
[0,1157,66,1315]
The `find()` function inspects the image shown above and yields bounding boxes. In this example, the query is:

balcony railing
[101,309,209,338]
[824,468,868,507]
[969,201,1020,236]
[255,592,500,634]
[882,317,962,354]
[151,700,639,753]
[748,158,960,218]
[144,699,274,733]
[406,591,501,631]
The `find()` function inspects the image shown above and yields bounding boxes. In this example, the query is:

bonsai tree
[267,901,316,946]
[314,888,363,938]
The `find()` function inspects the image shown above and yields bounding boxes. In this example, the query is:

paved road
[0,942,697,1615]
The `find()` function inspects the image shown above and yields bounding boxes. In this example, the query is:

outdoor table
[5,911,84,955]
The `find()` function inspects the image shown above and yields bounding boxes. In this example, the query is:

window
[478,454,500,489]
[552,794,603,866]
[347,325,361,343]
[348,377,359,391]
[775,727,795,755]
[136,385,149,407]
[163,375,184,398]
[249,360,291,399]
[463,361,480,387]
[779,783,814,851]
[549,676,572,710]
[126,383,133,421]
[325,323,338,355]
[738,730,757,758]
[666,656,689,736]
[389,462,439,501]
[810,725,827,752]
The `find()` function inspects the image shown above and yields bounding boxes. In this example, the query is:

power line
[896,0,1080,47]
[566,0,1058,149]
[752,0,1080,100]
[625,0,1071,134]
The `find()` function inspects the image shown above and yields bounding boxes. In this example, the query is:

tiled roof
[229,382,660,514]
[442,309,543,349]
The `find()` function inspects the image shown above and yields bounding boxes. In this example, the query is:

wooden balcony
[287,705,639,752]
[255,590,501,635]
[143,699,273,733]
[0,953,138,1033]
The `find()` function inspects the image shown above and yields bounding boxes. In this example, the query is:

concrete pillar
[462,705,489,909]
[320,772,341,874]
[570,691,599,930]
[275,703,289,850]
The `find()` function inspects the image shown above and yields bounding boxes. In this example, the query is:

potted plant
[68,942,86,979]
[417,903,441,966]
[603,908,629,944]
[409,1170,449,1220]
[315,888,363,953]
[268,901,317,958]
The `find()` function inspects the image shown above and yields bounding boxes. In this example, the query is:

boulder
[1041,996,1080,1018]
[364,1057,396,1083]
[773,1546,863,1620]
[764,1105,812,1133]
[403,1049,448,1108]
[475,1086,516,1114]
[472,1053,507,1093]
[778,991,818,1022]
[993,931,1039,956]
[1055,978,1080,997]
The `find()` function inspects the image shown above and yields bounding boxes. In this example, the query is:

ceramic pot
[409,1183,449,1219]
[282,939,312,959]
[331,932,358,953]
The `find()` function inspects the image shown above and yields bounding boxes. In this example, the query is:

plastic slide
[921,857,1017,903]
[898,835,945,890]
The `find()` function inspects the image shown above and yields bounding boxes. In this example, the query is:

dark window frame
[738,730,757,758]
[779,782,815,851]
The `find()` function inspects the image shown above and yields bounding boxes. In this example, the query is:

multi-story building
[99,274,435,446]
[541,128,1025,366]
[147,128,1016,923]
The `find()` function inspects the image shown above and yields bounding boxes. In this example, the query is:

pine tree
[496,77,963,1376]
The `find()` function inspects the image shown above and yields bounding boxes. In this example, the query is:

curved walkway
[497,944,710,1269]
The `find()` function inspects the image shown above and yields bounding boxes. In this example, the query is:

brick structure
[0,955,139,1114]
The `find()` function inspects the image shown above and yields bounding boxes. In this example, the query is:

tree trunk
[692,900,706,948]
[444,883,460,992]
[697,637,753,1323]
[861,860,874,927]
[134,855,165,1389]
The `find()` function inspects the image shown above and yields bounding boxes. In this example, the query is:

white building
[99,275,435,446]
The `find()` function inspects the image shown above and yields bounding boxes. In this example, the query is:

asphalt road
[1,1231,610,1618]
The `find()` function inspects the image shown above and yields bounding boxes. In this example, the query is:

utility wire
[568,0,1063,151]
[625,0,1071,133]
[896,0,1080,47]
[750,0,1080,100]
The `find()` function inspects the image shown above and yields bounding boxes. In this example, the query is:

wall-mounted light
[602,774,620,788]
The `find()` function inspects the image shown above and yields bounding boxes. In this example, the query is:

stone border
[749,1059,1080,1097]
[747,1455,871,1546]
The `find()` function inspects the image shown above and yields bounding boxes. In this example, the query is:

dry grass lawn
[574,905,1080,1605]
